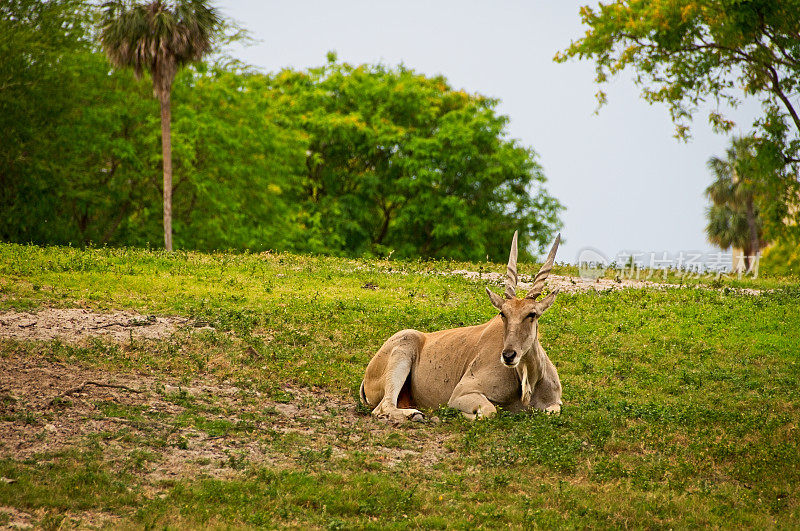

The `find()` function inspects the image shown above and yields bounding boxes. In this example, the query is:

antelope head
[486,231,561,368]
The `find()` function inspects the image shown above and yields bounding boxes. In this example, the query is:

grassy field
[1,243,799,529]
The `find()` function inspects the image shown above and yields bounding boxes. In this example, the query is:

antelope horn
[525,233,561,300]
[504,230,519,299]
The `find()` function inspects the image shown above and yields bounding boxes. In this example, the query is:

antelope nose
[502,350,517,365]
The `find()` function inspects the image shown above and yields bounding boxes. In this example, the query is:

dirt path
[0,308,215,343]
[449,270,765,295]
[450,270,667,294]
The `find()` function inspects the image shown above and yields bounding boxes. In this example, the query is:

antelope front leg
[531,342,562,415]
[372,344,424,423]
[448,392,497,420]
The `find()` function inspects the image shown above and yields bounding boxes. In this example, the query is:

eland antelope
[360,231,563,421]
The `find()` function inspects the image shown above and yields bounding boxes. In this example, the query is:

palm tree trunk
[742,245,752,272]
[745,195,759,272]
[159,92,173,251]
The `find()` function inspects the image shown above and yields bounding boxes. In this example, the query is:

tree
[705,136,766,271]
[557,0,800,239]
[165,63,307,251]
[99,0,222,251]
[0,0,87,242]
[760,237,800,275]
[270,58,563,261]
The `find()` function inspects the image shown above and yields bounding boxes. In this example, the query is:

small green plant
[37,512,66,531]
[126,449,158,471]
[298,446,333,466]
[270,389,294,404]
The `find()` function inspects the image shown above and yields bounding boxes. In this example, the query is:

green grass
[1,243,799,528]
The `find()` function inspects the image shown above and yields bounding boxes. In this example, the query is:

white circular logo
[577,247,609,280]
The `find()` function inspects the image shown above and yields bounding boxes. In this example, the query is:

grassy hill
[1,243,798,528]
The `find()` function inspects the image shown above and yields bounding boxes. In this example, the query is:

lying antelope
[360,231,563,421]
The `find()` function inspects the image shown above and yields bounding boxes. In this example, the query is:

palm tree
[100,0,221,251]
[705,136,765,272]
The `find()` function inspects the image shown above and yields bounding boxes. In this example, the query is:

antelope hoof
[374,404,425,424]
[544,404,561,415]
[462,409,493,421]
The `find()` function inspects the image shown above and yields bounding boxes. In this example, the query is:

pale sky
[217,0,762,264]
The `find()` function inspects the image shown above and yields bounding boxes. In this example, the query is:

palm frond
[705,135,766,251]
[99,0,222,91]
[705,204,749,250]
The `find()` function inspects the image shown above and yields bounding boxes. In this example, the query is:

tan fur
[361,232,563,422]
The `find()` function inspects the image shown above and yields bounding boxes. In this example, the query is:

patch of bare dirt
[0,506,121,530]
[0,352,454,488]
[0,506,32,530]
[0,308,213,343]
[450,270,665,294]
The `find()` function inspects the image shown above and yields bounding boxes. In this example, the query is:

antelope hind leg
[371,343,424,423]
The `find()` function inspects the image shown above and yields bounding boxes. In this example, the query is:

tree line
[0,0,563,261]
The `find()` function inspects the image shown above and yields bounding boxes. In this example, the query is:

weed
[224,450,249,471]
[299,446,333,466]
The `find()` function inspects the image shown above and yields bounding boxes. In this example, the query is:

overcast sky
[218,0,762,264]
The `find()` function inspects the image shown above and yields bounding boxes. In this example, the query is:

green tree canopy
[0,0,90,242]
[271,58,563,260]
[558,0,800,239]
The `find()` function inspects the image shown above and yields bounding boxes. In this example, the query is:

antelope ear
[536,289,559,313]
[486,287,505,310]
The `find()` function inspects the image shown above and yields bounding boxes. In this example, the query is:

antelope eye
[499,312,507,319]
[527,313,538,320]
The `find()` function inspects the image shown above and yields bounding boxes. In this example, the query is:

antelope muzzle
[501,349,518,367]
